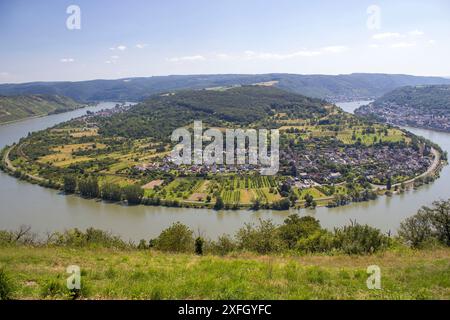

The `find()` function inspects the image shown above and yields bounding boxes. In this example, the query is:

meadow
[1,246,448,299]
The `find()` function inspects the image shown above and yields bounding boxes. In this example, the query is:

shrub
[236,219,284,254]
[50,228,129,249]
[398,211,434,248]
[399,200,450,248]
[211,235,236,256]
[40,279,64,298]
[0,268,13,300]
[154,222,194,253]
[195,237,204,255]
[333,222,390,254]
[296,230,335,253]
[278,215,322,249]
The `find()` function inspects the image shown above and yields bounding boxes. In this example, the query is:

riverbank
[1,140,444,211]
[0,245,449,299]
[0,103,93,126]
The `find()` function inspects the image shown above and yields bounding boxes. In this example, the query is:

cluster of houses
[134,140,432,188]
[357,102,450,132]
[282,144,432,185]
[135,155,264,175]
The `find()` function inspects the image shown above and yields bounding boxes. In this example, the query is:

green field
[1,246,449,299]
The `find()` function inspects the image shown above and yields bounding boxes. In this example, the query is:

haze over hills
[1,73,450,103]
[355,85,450,132]
[0,94,83,124]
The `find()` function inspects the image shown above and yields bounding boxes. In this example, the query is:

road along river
[0,101,449,241]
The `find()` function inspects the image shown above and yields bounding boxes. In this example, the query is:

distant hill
[355,85,450,131]
[0,94,83,124]
[97,85,328,140]
[1,73,449,103]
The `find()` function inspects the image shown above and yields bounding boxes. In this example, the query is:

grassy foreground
[1,246,449,300]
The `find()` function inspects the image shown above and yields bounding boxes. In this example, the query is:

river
[0,101,449,241]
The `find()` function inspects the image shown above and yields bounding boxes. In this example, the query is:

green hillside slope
[0,94,83,124]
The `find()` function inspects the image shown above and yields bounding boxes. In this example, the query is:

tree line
[63,175,144,205]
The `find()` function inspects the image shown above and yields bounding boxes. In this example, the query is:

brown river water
[0,101,449,241]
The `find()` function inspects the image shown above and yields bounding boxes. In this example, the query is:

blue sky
[0,0,449,83]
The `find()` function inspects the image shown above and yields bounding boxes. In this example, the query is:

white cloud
[409,30,425,36]
[368,44,380,48]
[111,55,119,60]
[216,53,231,60]
[322,46,348,53]
[428,39,436,45]
[372,32,402,40]
[242,46,346,60]
[0,72,9,77]
[60,58,74,63]
[110,45,127,51]
[244,50,322,60]
[167,55,206,62]
[391,42,416,48]
[136,43,148,49]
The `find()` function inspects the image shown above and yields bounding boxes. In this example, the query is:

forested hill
[355,85,450,131]
[0,94,82,124]
[97,86,328,140]
[370,85,450,112]
[1,73,449,102]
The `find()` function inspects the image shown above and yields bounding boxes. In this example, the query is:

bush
[296,230,335,253]
[278,215,322,249]
[0,268,13,300]
[399,200,450,248]
[195,237,204,255]
[211,235,236,256]
[154,222,194,253]
[333,222,390,254]
[50,228,129,249]
[40,279,64,298]
[236,219,284,254]
[398,211,434,248]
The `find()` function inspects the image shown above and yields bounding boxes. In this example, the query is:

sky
[0,0,449,83]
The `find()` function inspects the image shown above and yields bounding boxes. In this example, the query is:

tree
[214,196,224,210]
[399,200,450,247]
[100,183,122,202]
[154,222,194,252]
[386,177,392,191]
[63,175,77,194]
[304,194,316,208]
[236,219,283,254]
[251,197,261,210]
[122,184,144,205]
[278,215,322,248]
[195,237,204,255]
[333,222,390,254]
[78,176,99,198]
